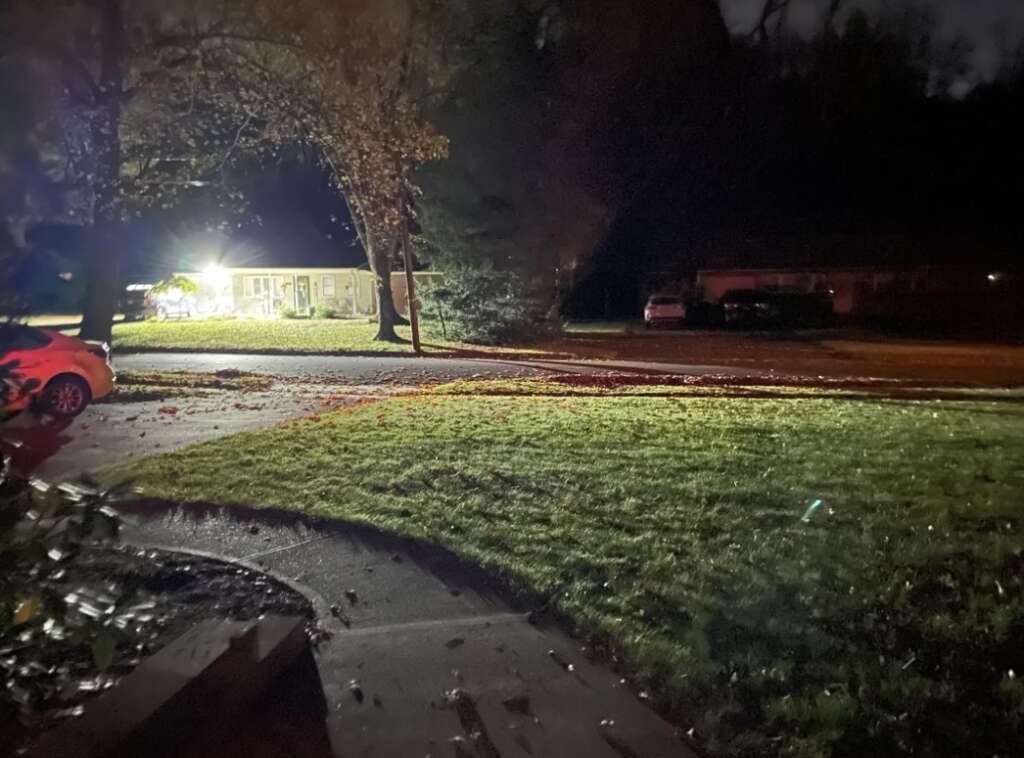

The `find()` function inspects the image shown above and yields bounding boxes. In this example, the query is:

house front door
[296,276,310,312]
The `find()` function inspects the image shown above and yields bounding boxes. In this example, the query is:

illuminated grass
[111,318,418,353]
[108,318,544,356]
[107,381,1024,757]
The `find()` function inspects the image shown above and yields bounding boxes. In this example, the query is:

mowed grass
[107,381,1024,757]
[107,318,543,356]
[110,318,418,353]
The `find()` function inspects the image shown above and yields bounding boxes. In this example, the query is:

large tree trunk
[78,0,123,343]
[368,237,404,342]
[382,280,410,327]
[79,224,121,342]
[374,275,402,342]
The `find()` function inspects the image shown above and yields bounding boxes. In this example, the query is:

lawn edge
[111,345,570,361]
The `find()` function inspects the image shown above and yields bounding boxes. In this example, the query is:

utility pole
[401,215,421,355]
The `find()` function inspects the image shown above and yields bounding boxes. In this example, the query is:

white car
[1,325,115,417]
[644,295,686,328]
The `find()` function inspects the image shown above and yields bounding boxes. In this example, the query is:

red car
[1,325,115,417]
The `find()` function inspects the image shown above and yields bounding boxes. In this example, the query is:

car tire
[39,375,92,418]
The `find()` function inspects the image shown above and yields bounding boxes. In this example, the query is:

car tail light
[85,342,110,360]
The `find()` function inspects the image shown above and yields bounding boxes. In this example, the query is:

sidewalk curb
[122,538,336,626]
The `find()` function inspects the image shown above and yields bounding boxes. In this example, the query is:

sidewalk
[122,501,695,758]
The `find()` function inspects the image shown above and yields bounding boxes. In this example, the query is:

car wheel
[644,321,652,330]
[40,375,91,418]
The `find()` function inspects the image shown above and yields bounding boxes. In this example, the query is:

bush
[0,468,127,715]
[279,307,299,319]
[313,305,337,320]
[419,267,558,345]
[149,275,199,297]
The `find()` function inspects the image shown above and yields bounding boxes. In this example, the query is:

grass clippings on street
[106,380,1024,757]
[97,369,274,404]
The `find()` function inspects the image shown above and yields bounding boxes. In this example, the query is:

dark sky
[720,0,1024,93]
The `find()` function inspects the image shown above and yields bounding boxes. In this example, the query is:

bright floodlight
[202,263,231,290]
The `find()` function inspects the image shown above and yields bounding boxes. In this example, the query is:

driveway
[2,390,333,481]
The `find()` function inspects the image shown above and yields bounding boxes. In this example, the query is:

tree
[416,0,731,329]
[1,0,271,341]
[146,0,468,342]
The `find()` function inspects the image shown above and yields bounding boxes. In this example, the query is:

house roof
[698,231,1018,272]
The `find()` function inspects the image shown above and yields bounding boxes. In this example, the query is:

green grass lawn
[107,318,544,356]
[110,318,419,353]
[107,381,1024,757]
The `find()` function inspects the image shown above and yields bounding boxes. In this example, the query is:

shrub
[0,468,128,709]
[313,305,337,320]
[419,267,559,345]
[279,307,299,319]
[149,275,199,297]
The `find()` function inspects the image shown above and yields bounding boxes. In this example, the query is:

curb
[122,538,337,632]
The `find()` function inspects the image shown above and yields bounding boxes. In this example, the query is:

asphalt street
[113,351,767,381]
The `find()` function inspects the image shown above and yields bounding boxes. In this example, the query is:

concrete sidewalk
[122,502,695,758]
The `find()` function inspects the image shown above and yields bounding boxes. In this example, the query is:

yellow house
[176,267,441,318]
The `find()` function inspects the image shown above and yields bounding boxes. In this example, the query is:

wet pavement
[1,390,337,481]
[123,504,696,758]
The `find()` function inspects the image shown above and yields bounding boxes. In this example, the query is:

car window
[0,325,54,354]
[650,296,680,305]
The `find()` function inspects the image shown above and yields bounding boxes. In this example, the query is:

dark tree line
[568,3,1024,316]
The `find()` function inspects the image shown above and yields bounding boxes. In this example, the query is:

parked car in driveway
[119,284,155,321]
[1,325,115,417]
[721,289,833,328]
[721,289,778,327]
[643,294,687,328]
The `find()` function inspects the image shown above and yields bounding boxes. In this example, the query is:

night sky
[721,0,1024,93]
[126,1,1024,277]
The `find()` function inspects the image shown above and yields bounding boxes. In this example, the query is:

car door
[1,326,54,403]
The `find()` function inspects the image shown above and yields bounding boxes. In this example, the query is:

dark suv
[721,290,833,328]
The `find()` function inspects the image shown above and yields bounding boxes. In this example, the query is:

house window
[244,276,271,297]
[322,275,336,297]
